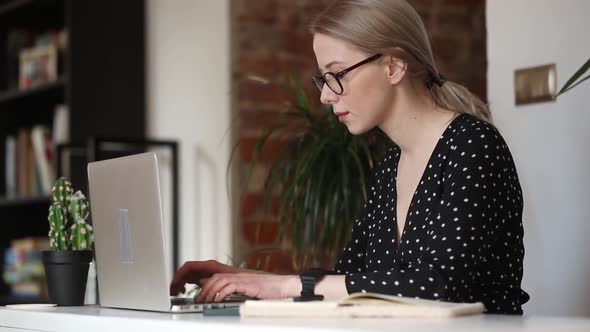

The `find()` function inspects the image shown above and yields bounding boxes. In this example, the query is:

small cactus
[68,191,90,221]
[69,222,94,250]
[48,203,68,250]
[47,177,94,251]
[52,177,73,208]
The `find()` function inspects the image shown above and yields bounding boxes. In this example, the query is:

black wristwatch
[293,268,327,302]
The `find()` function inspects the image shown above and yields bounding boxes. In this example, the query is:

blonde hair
[310,0,493,124]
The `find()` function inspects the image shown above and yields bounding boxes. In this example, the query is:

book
[26,130,36,196]
[5,136,17,197]
[3,238,50,300]
[52,104,69,177]
[16,129,30,197]
[31,125,55,195]
[240,292,485,318]
[52,104,69,145]
[6,29,34,90]
[11,237,50,252]
[11,282,44,297]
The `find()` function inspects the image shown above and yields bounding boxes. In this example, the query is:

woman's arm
[280,274,348,300]
[197,272,348,302]
[315,275,348,300]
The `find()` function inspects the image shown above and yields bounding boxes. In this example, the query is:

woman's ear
[386,56,407,85]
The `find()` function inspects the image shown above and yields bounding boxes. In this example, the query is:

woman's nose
[319,85,339,105]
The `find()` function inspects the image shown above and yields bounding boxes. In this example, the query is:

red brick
[440,0,484,11]
[241,220,279,246]
[237,49,278,80]
[237,0,277,25]
[240,164,268,193]
[282,30,314,54]
[432,35,469,64]
[408,0,440,14]
[237,113,313,140]
[237,79,291,106]
[239,136,288,163]
[238,23,283,50]
[244,249,294,273]
[240,192,280,218]
[238,110,283,132]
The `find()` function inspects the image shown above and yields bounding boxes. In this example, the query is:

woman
[170,0,530,314]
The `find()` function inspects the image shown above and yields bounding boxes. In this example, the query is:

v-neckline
[392,113,466,249]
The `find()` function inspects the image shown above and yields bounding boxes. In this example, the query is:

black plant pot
[41,250,93,306]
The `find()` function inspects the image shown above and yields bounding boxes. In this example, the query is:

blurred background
[0,0,588,317]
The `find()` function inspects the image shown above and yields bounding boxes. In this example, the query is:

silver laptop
[87,152,243,312]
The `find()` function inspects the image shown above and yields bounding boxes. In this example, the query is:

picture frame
[19,45,58,90]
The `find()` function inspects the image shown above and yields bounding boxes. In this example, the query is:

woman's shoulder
[446,113,510,153]
[442,113,517,169]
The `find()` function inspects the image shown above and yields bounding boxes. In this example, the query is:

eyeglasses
[312,54,382,95]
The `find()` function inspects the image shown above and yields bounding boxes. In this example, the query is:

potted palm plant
[41,177,94,306]
[555,57,589,98]
[237,81,388,271]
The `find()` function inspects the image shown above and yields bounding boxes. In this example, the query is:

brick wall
[232,0,486,272]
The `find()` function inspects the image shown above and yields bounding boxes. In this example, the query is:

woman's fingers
[198,273,268,303]
[170,260,260,295]
[198,274,229,303]
[214,283,239,303]
[196,274,216,302]
[170,260,218,295]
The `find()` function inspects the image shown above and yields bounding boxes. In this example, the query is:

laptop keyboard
[171,294,251,306]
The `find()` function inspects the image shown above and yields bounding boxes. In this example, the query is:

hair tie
[427,72,446,88]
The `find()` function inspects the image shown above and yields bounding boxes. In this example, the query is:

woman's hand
[170,260,254,295]
[197,273,301,303]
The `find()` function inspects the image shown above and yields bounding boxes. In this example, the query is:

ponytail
[430,78,493,125]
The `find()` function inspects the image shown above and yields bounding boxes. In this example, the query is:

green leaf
[347,146,368,201]
[225,140,242,200]
[290,78,314,123]
[556,57,590,97]
[244,123,285,189]
[558,74,590,95]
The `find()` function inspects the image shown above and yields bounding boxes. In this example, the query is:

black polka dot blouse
[334,113,530,315]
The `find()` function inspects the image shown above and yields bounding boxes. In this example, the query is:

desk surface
[1,305,590,332]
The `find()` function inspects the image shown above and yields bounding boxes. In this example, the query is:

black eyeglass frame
[312,53,382,95]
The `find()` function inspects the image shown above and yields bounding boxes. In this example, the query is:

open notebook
[240,292,485,318]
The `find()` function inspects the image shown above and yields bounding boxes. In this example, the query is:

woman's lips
[335,111,349,121]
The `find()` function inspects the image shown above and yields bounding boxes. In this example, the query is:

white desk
[1,306,590,332]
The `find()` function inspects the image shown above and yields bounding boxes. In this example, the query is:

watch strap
[293,268,327,302]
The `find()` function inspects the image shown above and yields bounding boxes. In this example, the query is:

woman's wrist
[281,275,302,298]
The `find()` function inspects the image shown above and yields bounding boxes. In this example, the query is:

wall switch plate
[514,63,557,105]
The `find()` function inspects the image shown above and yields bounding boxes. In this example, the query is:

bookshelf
[0,0,146,304]
[0,77,66,105]
[0,195,49,208]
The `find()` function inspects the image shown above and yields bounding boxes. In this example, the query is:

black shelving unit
[0,0,146,305]
[0,77,66,104]
[0,195,50,208]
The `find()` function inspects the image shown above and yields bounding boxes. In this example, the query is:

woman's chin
[345,123,371,135]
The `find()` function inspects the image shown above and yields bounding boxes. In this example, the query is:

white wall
[488,0,590,316]
[146,0,232,265]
